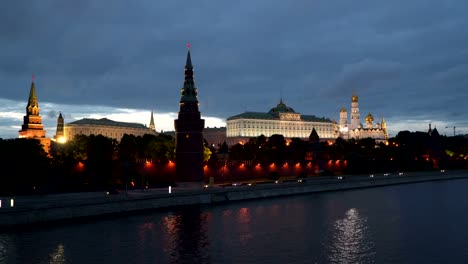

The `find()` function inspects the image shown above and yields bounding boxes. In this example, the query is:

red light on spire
[187,42,191,49]
[32,74,35,82]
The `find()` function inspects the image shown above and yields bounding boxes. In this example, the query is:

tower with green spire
[19,76,46,138]
[174,45,205,183]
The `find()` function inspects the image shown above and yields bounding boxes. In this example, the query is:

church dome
[351,94,359,103]
[340,107,347,113]
[365,113,374,122]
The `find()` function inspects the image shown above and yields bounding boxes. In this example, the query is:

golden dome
[340,107,347,113]
[351,94,359,103]
[365,113,374,122]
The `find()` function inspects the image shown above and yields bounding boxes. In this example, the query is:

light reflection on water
[1,179,468,263]
[48,243,66,264]
[326,208,375,264]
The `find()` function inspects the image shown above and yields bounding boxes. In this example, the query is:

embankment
[1,170,467,228]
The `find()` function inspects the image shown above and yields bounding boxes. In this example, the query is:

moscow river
[1,178,468,264]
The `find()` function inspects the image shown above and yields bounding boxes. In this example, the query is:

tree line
[0,131,467,196]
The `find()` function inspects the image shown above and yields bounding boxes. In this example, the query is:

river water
[1,178,468,264]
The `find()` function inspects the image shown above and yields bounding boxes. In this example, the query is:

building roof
[268,99,296,114]
[227,99,333,123]
[227,111,332,122]
[67,118,147,129]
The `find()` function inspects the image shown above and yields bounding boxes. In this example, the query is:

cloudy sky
[1,0,467,139]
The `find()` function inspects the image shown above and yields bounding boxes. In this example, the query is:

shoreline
[1,170,467,229]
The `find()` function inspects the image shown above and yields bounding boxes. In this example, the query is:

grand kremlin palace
[226,100,337,145]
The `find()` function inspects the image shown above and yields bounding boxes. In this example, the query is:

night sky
[1,1,467,139]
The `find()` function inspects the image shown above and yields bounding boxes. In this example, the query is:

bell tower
[350,93,360,130]
[174,44,205,183]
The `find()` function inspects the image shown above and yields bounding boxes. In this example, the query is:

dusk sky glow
[1,1,467,139]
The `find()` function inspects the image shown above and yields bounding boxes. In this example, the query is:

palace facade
[226,99,336,145]
[63,116,157,142]
[338,93,388,143]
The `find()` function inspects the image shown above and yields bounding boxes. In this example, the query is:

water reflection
[48,243,66,264]
[237,208,253,245]
[1,179,468,263]
[161,207,211,264]
[327,208,375,264]
[0,234,9,263]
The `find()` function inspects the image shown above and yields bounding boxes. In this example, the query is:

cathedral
[338,93,388,143]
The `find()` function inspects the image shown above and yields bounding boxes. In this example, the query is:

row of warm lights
[76,159,423,170]
[204,162,315,169]
[146,160,174,166]
[327,160,349,164]
[78,160,175,168]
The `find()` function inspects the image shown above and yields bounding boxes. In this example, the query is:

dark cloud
[1,0,468,136]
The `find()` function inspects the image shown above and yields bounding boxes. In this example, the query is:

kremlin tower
[149,110,156,131]
[54,112,65,143]
[19,76,51,152]
[19,76,46,139]
[174,44,205,183]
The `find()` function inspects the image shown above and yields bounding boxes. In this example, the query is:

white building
[226,99,337,145]
[63,115,157,142]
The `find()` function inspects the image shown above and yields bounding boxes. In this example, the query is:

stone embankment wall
[1,171,467,228]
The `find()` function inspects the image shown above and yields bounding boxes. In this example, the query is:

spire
[29,76,37,102]
[149,110,155,130]
[186,43,193,69]
[280,89,283,105]
[27,75,39,116]
[179,44,200,110]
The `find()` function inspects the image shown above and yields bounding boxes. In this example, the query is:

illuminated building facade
[226,99,337,145]
[174,45,205,183]
[18,77,51,151]
[63,117,157,142]
[204,127,227,147]
[338,93,388,142]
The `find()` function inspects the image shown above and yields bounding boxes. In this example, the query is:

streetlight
[445,126,456,137]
